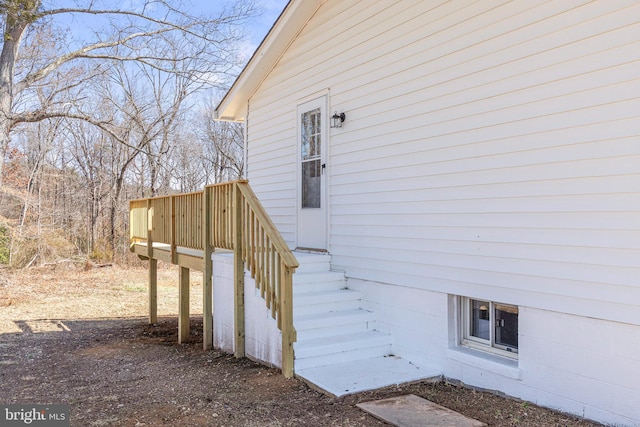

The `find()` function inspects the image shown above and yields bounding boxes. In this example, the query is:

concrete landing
[357,394,487,427]
[295,356,441,397]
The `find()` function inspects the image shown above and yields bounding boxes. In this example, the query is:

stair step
[294,289,361,316]
[291,252,393,371]
[293,309,384,346]
[296,330,391,355]
[295,289,360,303]
[293,270,346,285]
[293,271,346,293]
[297,322,371,341]
[294,331,392,370]
[294,309,375,329]
[293,252,332,274]
[295,304,373,341]
[295,357,442,397]
[295,309,377,340]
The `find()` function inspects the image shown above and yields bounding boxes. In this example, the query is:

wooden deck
[131,242,205,271]
[129,181,299,377]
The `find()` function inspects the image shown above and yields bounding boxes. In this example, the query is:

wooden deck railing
[129,180,299,377]
[174,191,203,250]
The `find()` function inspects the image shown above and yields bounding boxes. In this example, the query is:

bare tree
[6,116,82,267]
[65,120,110,254]
[0,0,254,186]
[201,107,245,183]
[168,126,208,193]
[15,118,61,232]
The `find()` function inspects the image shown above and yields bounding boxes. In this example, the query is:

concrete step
[293,271,346,293]
[294,330,392,370]
[294,309,377,341]
[296,320,372,341]
[294,289,361,316]
[294,308,376,330]
[291,251,395,373]
[293,252,332,274]
[296,356,442,397]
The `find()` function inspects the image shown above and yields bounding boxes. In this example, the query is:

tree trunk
[0,36,18,188]
[0,1,38,187]
[0,123,10,188]
[109,173,126,258]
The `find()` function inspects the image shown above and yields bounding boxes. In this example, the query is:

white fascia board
[215,0,324,122]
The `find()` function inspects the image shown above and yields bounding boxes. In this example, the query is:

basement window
[460,298,518,359]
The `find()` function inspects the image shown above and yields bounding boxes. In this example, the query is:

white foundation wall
[212,253,282,368]
[350,277,640,426]
[446,303,640,427]
[516,309,640,426]
[347,278,448,370]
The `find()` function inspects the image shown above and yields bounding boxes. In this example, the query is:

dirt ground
[0,264,603,426]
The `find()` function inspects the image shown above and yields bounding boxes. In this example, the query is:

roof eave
[215,0,324,121]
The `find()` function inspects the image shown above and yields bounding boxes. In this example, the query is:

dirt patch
[0,266,603,426]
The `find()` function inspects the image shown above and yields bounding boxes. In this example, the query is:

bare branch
[15,26,176,91]
[12,110,153,157]
[40,6,245,43]
[1,0,255,187]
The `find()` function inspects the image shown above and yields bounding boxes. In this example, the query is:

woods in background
[0,1,251,267]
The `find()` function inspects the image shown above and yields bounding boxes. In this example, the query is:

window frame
[460,297,519,360]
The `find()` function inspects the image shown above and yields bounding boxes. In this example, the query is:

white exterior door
[296,97,327,250]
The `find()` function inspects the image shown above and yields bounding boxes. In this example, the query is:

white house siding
[244,1,640,424]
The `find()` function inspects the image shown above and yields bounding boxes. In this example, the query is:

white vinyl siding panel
[246,0,640,325]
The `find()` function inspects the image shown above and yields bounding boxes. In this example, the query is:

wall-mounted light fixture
[330,111,346,128]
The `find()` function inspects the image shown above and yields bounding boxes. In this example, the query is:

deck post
[280,266,295,378]
[170,195,176,264]
[178,266,190,343]
[233,183,245,358]
[148,258,158,324]
[147,199,157,325]
[146,199,153,259]
[202,187,213,350]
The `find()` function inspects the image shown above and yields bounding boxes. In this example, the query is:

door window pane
[301,108,321,161]
[302,160,321,208]
[301,108,321,209]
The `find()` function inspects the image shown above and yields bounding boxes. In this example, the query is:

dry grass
[0,264,203,326]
